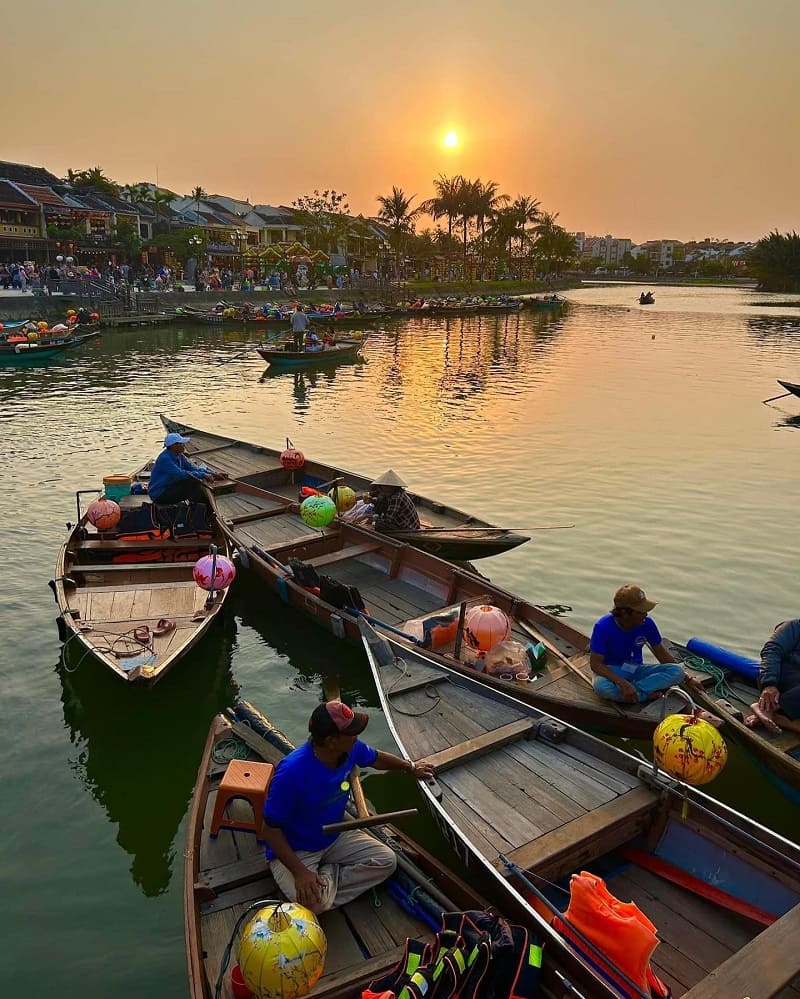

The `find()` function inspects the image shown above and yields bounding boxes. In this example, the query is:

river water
[3,284,800,995]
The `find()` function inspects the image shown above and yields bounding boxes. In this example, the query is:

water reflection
[259,359,367,416]
[57,613,239,897]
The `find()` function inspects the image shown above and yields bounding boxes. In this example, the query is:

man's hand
[760,685,781,715]
[616,678,639,703]
[410,760,435,780]
[293,867,325,907]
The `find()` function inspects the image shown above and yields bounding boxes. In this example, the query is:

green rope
[212,737,250,764]
[682,652,736,700]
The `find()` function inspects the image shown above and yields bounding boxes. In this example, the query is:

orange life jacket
[553,871,670,998]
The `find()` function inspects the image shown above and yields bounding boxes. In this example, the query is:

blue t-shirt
[263,739,378,857]
[148,449,207,501]
[589,613,663,668]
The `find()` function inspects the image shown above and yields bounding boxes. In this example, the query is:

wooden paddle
[218,328,289,365]
[763,391,793,404]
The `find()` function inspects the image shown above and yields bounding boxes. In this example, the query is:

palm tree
[749,231,800,291]
[511,195,541,257]
[472,180,509,274]
[420,174,463,240]
[453,178,480,276]
[152,189,174,233]
[376,186,421,275]
[532,212,576,274]
[191,186,207,219]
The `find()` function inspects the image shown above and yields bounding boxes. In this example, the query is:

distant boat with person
[639,291,655,305]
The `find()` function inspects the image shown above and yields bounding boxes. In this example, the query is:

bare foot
[684,677,705,696]
[749,701,782,733]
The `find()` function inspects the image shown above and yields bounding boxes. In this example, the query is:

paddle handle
[322,808,418,834]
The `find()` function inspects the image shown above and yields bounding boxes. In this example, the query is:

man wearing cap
[148,432,220,506]
[370,470,420,533]
[262,700,434,914]
[589,584,687,704]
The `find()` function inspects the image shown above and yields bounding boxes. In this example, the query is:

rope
[386,654,444,716]
[680,652,736,700]
[212,737,250,765]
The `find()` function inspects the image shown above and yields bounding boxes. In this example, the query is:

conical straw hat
[371,469,407,488]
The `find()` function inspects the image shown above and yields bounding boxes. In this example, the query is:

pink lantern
[463,605,511,652]
[193,553,236,592]
[86,499,121,531]
[280,448,305,470]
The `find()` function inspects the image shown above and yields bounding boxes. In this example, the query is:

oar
[218,328,289,365]
[763,391,793,404]
[322,809,418,834]
[416,524,575,532]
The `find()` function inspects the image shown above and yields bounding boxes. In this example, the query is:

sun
[443,130,459,149]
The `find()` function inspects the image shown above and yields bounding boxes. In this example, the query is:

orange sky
[6,0,798,242]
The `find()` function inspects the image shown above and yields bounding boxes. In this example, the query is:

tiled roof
[17,184,71,208]
[0,179,39,208]
[0,161,61,186]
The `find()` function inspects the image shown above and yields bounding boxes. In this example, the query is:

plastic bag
[484,640,530,678]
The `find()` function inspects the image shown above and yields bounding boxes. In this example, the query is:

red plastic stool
[209,759,274,843]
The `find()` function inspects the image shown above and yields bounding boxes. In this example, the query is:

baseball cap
[613,584,657,613]
[309,700,369,738]
[164,432,190,447]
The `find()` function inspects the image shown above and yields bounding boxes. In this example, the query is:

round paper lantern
[68,315,77,324]
[300,495,337,528]
[27,330,39,341]
[87,499,121,531]
[193,554,236,592]
[90,312,100,321]
[237,903,327,999]
[37,321,48,329]
[463,605,511,652]
[66,309,76,316]
[329,485,356,513]
[653,713,727,785]
[280,448,305,470]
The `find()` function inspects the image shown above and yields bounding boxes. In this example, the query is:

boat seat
[307,542,382,568]
[500,786,657,881]
[74,538,213,551]
[71,562,193,573]
[209,760,275,843]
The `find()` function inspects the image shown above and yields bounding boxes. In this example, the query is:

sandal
[153,618,176,637]
[133,625,150,644]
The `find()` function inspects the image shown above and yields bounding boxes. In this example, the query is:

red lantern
[280,448,305,470]
[90,312,100,321]
[86,499,121,531]
[463,605,511,652]
[68,316,77,324]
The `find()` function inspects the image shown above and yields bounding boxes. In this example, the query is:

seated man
[263,700,433,914]
[148,431,219,506]
[589,584,687,704]
[370,470,421,532]
[747,619,800,733]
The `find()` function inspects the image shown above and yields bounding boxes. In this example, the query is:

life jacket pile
[363,910,543,999]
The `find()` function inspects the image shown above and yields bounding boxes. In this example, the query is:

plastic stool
[209,759,274,843]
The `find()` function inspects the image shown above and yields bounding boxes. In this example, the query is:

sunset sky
[7,0,798,242]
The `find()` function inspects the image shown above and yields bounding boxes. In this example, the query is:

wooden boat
[183,459,703,738]
[527,296,566,310]
[160,415,530,562]
[0,329,99,362]
[50,480,232,684]
[638,293,655,305]
[257,337,368,367]
[777,380,800,400]
[362,619,800,999]
[668,640,800,802]
[187,702,535,999]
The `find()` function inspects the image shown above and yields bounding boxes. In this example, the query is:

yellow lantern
[237,903,326,999]
[653,713,727,785]
[329,485,356,513]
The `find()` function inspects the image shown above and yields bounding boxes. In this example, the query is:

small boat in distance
[638,291,655,305]
[257,335,368,367]
[0,328,99,363]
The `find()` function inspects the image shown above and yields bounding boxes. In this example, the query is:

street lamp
[188,235,203,282]
[231,229,246,287]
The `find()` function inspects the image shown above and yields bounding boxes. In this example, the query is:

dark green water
[2,285,799,995]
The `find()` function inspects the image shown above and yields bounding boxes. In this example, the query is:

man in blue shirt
[263,700,434,913]
[148,432,218,505]
[589,584,687,703]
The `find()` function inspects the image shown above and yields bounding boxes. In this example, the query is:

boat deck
[195,730,439,999]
